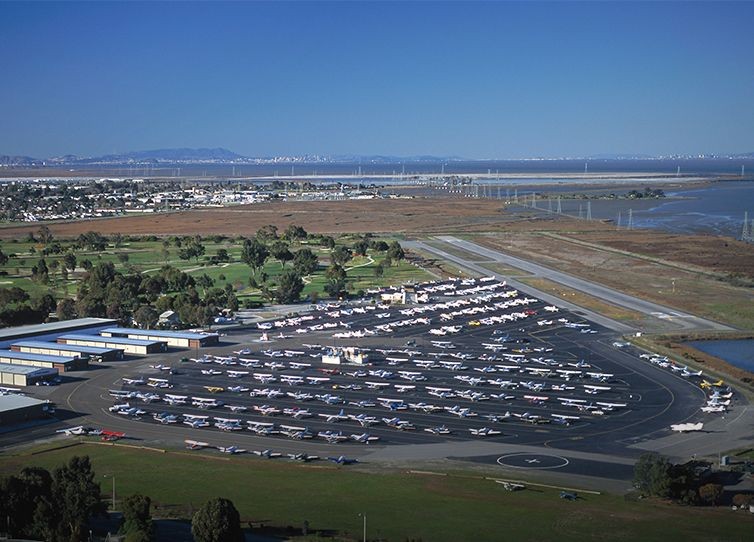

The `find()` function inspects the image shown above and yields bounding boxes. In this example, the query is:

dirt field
[0,197,523,238]
[473,232,754,330]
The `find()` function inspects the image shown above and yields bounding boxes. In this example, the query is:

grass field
[1,443,752,542]
[0,237,433,304]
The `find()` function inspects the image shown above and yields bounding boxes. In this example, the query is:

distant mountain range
[2,148,754,167]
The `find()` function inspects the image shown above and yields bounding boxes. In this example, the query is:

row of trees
[0,456,104,541]
[632,453,747,506]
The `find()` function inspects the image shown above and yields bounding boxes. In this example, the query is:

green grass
[0,238,434,304]
[1,443,752,542]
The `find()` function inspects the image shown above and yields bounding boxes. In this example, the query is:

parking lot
[105,278,706,454]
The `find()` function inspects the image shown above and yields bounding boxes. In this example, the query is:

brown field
[473,232,754,329]
[0,197,520,239]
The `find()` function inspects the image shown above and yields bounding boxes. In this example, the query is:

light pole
[103,474,115,510]
[358,513,366,542]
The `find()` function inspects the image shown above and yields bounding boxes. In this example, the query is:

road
[408,236,734,333]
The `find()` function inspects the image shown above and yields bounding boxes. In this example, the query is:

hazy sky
[1,1,753,158]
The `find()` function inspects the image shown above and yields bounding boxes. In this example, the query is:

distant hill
[0,155,45,167]
[96,147,244,163]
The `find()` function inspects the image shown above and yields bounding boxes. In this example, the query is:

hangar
[0,318,117,349]
[98,327,220,348]
[56,334,167,356]
[0,350,86,372]
[0,363,58,386]
[0,394,51,426]
[10,340,124,362]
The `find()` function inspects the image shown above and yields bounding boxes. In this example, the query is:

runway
[408,236,734,332]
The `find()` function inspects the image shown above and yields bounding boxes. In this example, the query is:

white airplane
[254,405,281,416]
[287,391,314,401]
[280,375,305,385]
[277,426,312,441]
[253,373,277,384]
[424,425,452,435]
[377,398,408,410]
[224,404,248,413]
[551,414,580,425]
[287,453,319,462]
[349,400,377,408]
[306,376,330,385]
[701,405,726,413]
[283,407,313,419]
[382,417,415,430]
[445,405,478,418]
[227,385,250,393]
[185,439,210,450]
[226,370,249,378]
[348,413,380,426]
[670,422,704,432]
[288,362,312,370]
[318,430,348,443]
[164,394,188,405]
[408,402,442,413]
[351,433,380,443]
[245,421,276,435]
[147,377,171,388]
[469,427,502,437]
[318,409,349,423]
[364,381,391,390]
[218,445,247,454]
[394,384,416,393]
[252,449,282,459]
[201,369,222,376]
[122,377,146,385]
[56,426,89,436]
[150,364,171,371]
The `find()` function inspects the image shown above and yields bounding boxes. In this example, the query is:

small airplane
[327,455,359,465]
[185,439,210,450]
[252,449,282,459]
[217,445,247,454]
[318,430,348,444]
[56,426,101,436]
[350,433,380,443]
[279,425,314,440]
[287,453,319,462]
[318,409,349,423]
[122,377,146,385]
[424,425,452,435]
[204,386,225,393]
[560,491,578,501]
[153,412,179,424]
[469,427,502,437]
[670,422,704,433]
[100,430,126,441]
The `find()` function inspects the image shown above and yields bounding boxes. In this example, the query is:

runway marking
[497,453,569,470]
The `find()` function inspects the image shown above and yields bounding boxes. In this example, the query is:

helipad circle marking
[496,453,569,470]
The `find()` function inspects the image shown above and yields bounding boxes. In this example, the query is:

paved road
[409,236,734,332]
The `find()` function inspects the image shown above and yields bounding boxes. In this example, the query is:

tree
[698,483,723,506]
[293,248,319,276]
[117,253,130,264]
[196,274,215,295]
[269,241,293,268]
[633,453,673,498]
[387,241,405,264]
[56,298,77,321]
[320,235,335,249]
[37,224,54,244]
[191,497,243,542]
[324,264,347,298]
[331,245,352,267]
[283,224,307,242]
[352,239,370,257]
[31,258,49,284]
[52,456,105,541]
[373,263,384,278]
[370,240,389,252]
[120,493,153,541]
[275,269,304,304]
[240,238,269,276]
[134,305,159,329]
[256,224,278,241]
[0,247,8,266]
[63,252,77,271]
[215,248,230,263]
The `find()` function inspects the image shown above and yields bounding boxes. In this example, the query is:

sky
[1,1,753,159]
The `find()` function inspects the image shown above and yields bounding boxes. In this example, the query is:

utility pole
[586,200,592,221]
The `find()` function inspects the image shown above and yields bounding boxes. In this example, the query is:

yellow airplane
[700,379,724,389]
[204,386,225,393]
